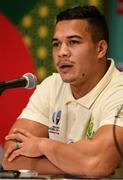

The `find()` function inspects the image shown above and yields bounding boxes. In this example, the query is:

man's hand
[5,128,44,162]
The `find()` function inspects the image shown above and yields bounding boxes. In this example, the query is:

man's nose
[58,43,70,57]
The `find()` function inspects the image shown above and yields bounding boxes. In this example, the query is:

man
[2,5,123,178]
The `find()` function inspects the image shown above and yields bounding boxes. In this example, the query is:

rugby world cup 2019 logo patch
[49,110,62,135]
[52,110,62,125]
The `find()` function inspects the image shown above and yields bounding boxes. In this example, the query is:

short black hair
[56,5,109,44]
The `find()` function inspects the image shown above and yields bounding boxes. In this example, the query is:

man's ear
[97,40,108,58]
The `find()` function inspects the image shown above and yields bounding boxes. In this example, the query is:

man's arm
[2,118,64,175]
[4,124,123,177]
[40,125,123,177]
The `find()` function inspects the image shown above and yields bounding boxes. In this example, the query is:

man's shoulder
[100,70,123,102]
[111,70,123,85]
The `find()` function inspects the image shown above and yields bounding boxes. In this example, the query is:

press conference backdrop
[0,0,123,155]
[107,0,123,70]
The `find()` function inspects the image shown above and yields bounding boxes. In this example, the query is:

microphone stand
[0,78,27,96]
[0,82,6,95]
[0,88,5,96]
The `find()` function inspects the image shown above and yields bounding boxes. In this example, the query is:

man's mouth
[58,63,73,73]
[60,64,73,69]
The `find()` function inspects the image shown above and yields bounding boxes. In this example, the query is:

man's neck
[70,59,110,99]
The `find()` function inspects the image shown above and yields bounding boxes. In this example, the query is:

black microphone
[0,73,37,95]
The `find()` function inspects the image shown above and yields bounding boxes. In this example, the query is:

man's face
[52,19,100,86]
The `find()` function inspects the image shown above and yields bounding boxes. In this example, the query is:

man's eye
[52,42,59,47]
[69,40,79,45]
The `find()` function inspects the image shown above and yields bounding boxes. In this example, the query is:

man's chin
[60,74,76,83]
[62,77,75,83]
[63,79,70,83]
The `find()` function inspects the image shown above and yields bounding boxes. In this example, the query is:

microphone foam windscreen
[23,73,37,89]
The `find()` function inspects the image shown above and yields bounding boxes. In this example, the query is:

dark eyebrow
[51,38,58,43]
[52,35,82,43]
[67,35,82,39]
